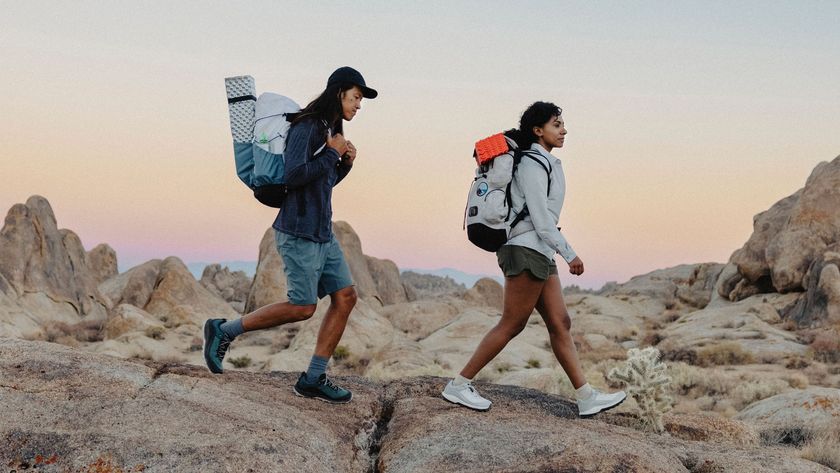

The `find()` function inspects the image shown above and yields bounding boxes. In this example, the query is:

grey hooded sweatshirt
[506,142,577,264]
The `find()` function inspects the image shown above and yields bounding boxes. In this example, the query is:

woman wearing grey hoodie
[442,102,626,417]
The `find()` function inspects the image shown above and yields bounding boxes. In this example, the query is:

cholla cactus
[607,347,673,433]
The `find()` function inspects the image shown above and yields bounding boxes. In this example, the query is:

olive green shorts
[496,245,557,281]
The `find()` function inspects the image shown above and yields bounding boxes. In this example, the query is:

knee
[546,312,572,335]
[498,320,529,340]
[291,304,317,322]
[332,286,357,311]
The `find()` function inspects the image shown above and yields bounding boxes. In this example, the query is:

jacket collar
[530,142,558,162]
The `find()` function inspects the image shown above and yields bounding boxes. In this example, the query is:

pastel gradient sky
[2,1,839,289]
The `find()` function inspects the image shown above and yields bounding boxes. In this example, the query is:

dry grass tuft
[801,423,840,470]
[695,342,754,367]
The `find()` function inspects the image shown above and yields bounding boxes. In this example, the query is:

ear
[533,125,543,137]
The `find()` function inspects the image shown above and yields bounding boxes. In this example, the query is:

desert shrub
[333,345,350,361]
[493,361,512,374]
[608,347,673,433]
[144,326,165,340]
[731,378,788,410]
[801,423,840,470]
[809,331,840,363]
[641,330,664,347]
[785,356,810,369]
[695,342,754,367]
[526,358,541,369]
[39,320,105,344]
[229,355,252,368]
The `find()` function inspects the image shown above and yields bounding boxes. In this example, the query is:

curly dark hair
[504,101,563,149]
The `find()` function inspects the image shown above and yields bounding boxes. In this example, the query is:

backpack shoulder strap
[520,150,552,196]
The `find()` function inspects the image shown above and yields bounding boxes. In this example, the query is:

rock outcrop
[735,387,840,443]
[400,270,466,300]
[0,196,108,320]
[723,155,840,304]
[0,337,830,473]
[245,228,287,313]
[100,257,237,329]
[463,277,504,311]
[247,222,409,310]
[200,264,251,313]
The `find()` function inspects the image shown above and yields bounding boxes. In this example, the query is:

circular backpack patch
[476,182,489,197]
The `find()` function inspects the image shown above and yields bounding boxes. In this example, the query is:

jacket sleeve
[517,160,578,263]
[284,121,340,188]
[334,161,352,186]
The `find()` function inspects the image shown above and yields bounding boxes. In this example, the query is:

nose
[560,126,567,135]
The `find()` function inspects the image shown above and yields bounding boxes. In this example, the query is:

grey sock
[305,355,330,383]
[219,318,244,339]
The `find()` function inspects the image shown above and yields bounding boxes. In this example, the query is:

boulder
[0,195,108,317]
[400,271,466,300]
[200,264,251,313]
[365,256,408,305]
[103,303,164,339]
[86,243,118,286]
[99,259,162,309]
[788,244,840,327]
[333,221,378,299]
[726,155,840,298]
[735,387,840,443]
[379,299,464,341]
[658,293,807,363]
[463,277,503,311]
[0,338,831,472]
[100,257,236,328]
[144,257,238,327]
[245,228,287,313]
[600,263,725,311]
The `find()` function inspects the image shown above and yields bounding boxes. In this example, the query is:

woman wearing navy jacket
[204,67,377,403]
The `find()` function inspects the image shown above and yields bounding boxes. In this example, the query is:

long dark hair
[290,82,356,135]
[504,101,563,149]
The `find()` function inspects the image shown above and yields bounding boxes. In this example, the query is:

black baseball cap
[327,66,378,99]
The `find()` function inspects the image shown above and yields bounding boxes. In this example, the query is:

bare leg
[535,274,586,389]
[459,273,545,379]
[313,286,357,358]
[241,301,317,332]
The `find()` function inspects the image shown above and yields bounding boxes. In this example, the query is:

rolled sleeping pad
[225,75,257,188]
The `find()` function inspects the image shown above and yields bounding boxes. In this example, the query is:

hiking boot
[293,373,353,403]
[203,318,233,374]
[577,388,626,417]
[441,379,492,411]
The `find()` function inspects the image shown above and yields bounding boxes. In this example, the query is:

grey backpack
[464,133,550,252]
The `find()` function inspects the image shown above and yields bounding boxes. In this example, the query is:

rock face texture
[735,387,840,440]
[245,228,287,313]
[0,196,109,319]
[463,277,504,311]
[246,222,409,311]
[723,155,840,313]
[101,256,237,328]
[200,263,251,313]
[0,337,831,473]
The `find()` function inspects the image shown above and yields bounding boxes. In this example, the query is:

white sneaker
[441,380,492,411]
[577,389,626,417]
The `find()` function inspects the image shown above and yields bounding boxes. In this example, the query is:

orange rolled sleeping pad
[474,133,510,165]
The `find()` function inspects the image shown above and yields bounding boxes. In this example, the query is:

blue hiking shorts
[275,231,354,305]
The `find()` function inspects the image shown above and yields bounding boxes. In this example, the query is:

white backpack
[224,75,301,208]
[464,133,551,252]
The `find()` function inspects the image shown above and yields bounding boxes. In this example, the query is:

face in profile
[340,86,363,121]
[534,115,567,149]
